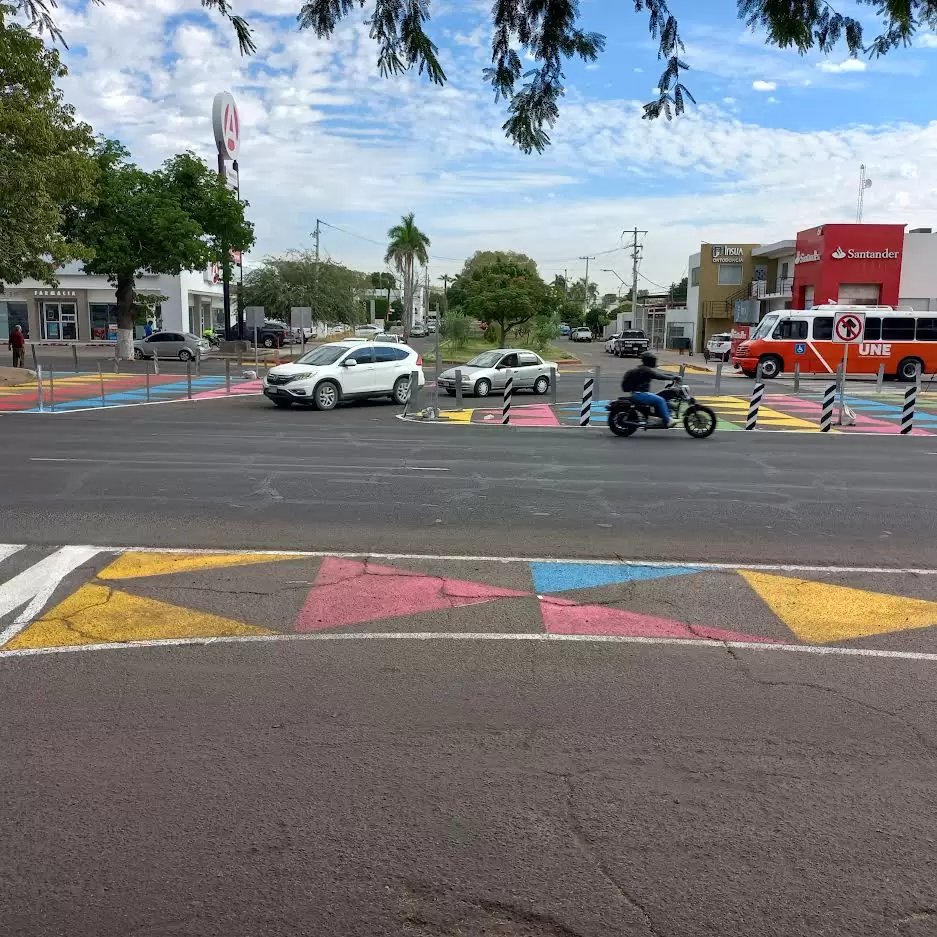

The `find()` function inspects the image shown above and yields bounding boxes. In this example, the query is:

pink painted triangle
[296,557,532,631]
[540,597,774,643]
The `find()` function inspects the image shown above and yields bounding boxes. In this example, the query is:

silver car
[133,331,211,361]
[437,348,556,398]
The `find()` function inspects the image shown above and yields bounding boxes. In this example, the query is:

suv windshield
[297,345,352,366]
[466,351,503,368]
[621,331,646,339]
[750,315,779,341]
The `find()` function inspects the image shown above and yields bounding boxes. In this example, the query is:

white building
[0,263,225,342]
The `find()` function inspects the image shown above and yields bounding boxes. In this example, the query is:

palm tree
[385,212,430,336]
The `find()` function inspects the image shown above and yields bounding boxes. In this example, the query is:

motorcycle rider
[621,352,678,427]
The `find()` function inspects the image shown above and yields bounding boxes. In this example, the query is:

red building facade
[792,223,905,309]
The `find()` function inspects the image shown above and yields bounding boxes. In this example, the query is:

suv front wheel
[313,380,340,411]
[392,376,412,405]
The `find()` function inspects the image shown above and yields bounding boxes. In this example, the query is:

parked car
[355,324,381,337]
[570,327,593,342]
[559,324,571,337]
[263,340,425,410]
[409,323,428,338]
[370,333,403,343]
[232,320,288,348]
[613,329,650,358]
[436,349,557,398]
[704,332,733,362]
[605,332,622,354]
[133,331,210,361]
[426,322,437,333]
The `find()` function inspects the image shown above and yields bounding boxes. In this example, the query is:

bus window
[813,317,833,340]
[864,317,881,341]
[750,314,779,340]
[916,318,937,341]
[883,317,915,341]
[773,319,808,340]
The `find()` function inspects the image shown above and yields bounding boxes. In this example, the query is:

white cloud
[767,96,779,103]
[43,0,937,295]
[752,80,777,91]
[917,33,937,47]
[633,67,643,73]
[818,58,867,73]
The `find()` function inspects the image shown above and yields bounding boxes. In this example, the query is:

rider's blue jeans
[632,391,671,422]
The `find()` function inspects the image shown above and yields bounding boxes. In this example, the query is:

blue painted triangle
[531,562,704,594]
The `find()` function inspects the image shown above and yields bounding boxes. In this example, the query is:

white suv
[263,341,425,410]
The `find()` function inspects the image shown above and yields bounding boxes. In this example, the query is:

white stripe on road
[0,545,24,565]
[0,546,101,646]
[4,630,937,664]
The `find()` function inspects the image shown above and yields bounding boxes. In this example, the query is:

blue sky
[52,0,937,295]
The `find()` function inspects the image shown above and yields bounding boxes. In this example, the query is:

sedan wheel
[313,380,339,411]
[133,349,144,360]
[474,378,492,398]
[178,349,193,362]
[533,375,550,395]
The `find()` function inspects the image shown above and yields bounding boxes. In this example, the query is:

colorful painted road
[0,372,263,411]
[4,545,937,658]
[432,391,937,434]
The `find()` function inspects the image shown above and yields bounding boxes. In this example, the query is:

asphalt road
[2,398,936,565]
[4,384,937,936]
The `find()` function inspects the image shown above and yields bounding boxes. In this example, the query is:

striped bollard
[502,373,513,425]
[819,383,836,432]
[901,385,917,435]
[580,373,594,426]
[745,381,764,430]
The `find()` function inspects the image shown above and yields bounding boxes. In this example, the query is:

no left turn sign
[833,311,865,344]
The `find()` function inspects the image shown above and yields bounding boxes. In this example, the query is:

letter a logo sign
[224,103,239,157]
[212,91,241,160]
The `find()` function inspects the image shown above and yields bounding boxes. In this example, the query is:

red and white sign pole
[832,310,865,426]
[212,91,241,338]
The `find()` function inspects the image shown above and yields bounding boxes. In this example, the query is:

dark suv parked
[231,320,288,348]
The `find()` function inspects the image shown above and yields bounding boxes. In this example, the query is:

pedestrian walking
[8,325,25,369]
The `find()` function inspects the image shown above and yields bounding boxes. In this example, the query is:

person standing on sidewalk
[8,325,25,368]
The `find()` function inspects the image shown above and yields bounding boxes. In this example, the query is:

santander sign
[831,246,899,260]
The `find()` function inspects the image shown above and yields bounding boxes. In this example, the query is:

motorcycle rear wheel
[683,405,717,439]
[609,409,640,437]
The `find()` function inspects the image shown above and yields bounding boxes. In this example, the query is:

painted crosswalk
[4,545,937,659]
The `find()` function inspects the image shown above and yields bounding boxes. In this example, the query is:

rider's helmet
[641,352,657,368]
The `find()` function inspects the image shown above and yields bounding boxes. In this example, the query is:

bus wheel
[897,357,924,382]
[758,355,783,380]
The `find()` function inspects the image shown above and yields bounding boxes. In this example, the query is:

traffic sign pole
[832,311,865,426]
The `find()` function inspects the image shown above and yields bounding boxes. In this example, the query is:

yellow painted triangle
[739,570,937,644]
[3,584,272,650]
[97,550,297,581]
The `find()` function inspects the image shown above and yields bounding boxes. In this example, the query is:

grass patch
[422,339,578,365]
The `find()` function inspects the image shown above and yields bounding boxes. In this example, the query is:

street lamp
[603,268,626,298]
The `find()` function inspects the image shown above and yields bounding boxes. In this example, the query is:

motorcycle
[608,380,717,439]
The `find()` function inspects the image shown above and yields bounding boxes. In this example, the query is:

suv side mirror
[344,358,358,367]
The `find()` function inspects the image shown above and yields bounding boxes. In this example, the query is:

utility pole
[625,227,648,333]
[579,255,595,318]
[313,219,321,329]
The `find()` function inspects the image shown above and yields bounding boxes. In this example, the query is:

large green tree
[456,253,554,343]
[385,212,430,337]
[0,4,96,287]
[245,253,368,326]
[64,142,254,357]
[369,270,396,320]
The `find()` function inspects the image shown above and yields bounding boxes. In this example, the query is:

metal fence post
[876,363,885,393]
[146,362,151,403]
[72,344,79,374]
[98,362,105,407]
[501,373,513,424]
[916,362,923,394]
[30,344,38,371]
[36,365,44,412]
[745,380,764,430]
[195,348,201,377]
[186,363,193,399]
[113,345,120,373]
[550,365,558,407]
[580,372,594,426]
[153,349,159,375]
[820,383,836,432]
[793,363,801,392]
[48,367,55,412]
[678,363,686,381]
[225,358,231,394]
[454,368,462,408]
[901,384,917,435]
[714,360,723,396]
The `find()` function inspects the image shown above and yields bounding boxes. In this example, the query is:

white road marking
[0,545,24,564]
[0,546,101,645]
[3,631,937,664]
[408,467,450,472]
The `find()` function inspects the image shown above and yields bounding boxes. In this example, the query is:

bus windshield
[751,315,779,341]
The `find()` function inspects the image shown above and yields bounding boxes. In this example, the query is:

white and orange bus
[732,305,937,381]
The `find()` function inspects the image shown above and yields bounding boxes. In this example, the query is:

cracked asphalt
[2,400,937,935]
